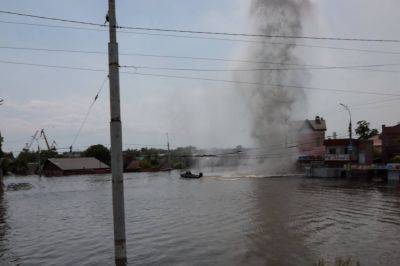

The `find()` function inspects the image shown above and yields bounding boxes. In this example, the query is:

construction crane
[23,130,39,152]
[51,140,57,150]
[40,129,51,150]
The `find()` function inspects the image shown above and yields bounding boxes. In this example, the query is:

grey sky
[1,0,400,154]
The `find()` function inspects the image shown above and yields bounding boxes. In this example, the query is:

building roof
[47,157,109,170]
[382,123,400,134]
[307,118,326,131]
[289,116,327,132]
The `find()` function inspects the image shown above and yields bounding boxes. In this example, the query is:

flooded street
[1,172,400,265]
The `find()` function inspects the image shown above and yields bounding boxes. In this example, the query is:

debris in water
[6,183,33,191]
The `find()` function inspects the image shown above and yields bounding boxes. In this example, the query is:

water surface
[1,171,400,265]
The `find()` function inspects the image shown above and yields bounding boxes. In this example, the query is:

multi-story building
[381,124,400,163]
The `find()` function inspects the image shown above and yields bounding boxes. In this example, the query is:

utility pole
[107,0,127,265]
[166,133,171,169]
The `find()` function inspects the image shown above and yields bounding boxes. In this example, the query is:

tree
[355,120,379,140]
[83,144,111,165]
[0,132,4,157]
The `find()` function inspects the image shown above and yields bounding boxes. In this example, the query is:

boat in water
[180,171,203,179]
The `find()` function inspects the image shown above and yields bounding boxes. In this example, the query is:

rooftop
[47,157,109,170]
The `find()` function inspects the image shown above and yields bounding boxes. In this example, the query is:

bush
[390,155,400,163]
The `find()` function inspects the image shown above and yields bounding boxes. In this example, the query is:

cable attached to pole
[69,75,108,152]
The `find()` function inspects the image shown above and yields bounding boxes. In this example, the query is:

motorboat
[180,171,203,179]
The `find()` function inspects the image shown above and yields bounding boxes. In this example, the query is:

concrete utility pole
[107,0,127,264]
[166,132,171,169]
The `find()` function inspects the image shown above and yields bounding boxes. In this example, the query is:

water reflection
[243,179,314,265]
[0,174,399,265]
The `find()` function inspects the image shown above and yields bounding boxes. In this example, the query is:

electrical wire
[4,45,400,73]
[123,71,400,97]
[3,19,400,55]
[70,75,108,151]
[120,64,400,73]
[0,58,399,96]
[1,10,400,43]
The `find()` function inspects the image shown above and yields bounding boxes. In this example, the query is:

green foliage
[355,120,379,140]
[390,155,400,163]
[138,160,152,169]
[172,161,185,169]
[0,133,4,157]
[1,155,13,175]
[10,149,60,175]
[83,144,111,165]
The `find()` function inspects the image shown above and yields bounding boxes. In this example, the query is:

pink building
[292,116,327,161]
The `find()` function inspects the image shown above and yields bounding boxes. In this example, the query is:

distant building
[381,124,400,163]
[291,116,327,161]
[324,139,373,166]
[43,157,110,176]
[369,134,382,153]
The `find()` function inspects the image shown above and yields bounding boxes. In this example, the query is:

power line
[0,58,399,96]
[1,10,400,43]
[3,19,400,56]
[3,45,400,74]
[0,10,104,27]
[70,75,108,150]
[0,59,105,72]
[123,71,400,97]
[120,64,400,73]
[4,45,400,73]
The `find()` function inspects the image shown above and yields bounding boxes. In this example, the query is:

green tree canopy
[355,120,379,140]
[0,132,4,157]
[83,144,111,165]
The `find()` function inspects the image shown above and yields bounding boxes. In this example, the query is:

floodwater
[1,171,400,265]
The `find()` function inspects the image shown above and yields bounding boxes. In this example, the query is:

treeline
[0,142,197,175]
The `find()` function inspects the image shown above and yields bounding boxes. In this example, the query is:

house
[291,116,327,162]
[381,124,400,163]
[43,157,110,176]
[369,134,382,153]
[324,138,373,166]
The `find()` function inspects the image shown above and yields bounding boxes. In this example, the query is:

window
[329,148,336,154]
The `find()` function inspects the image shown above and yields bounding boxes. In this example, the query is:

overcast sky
[1,0,400,154]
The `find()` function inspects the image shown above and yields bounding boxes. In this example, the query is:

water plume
[236,0,313,174]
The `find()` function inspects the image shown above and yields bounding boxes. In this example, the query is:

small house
[43,157,110,176]
[290,116,327,162]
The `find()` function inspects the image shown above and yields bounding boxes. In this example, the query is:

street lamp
[340,103,353,155]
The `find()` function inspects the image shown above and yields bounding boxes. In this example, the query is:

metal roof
[47,157,109,170]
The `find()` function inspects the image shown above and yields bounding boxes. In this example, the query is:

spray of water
[236,0,313,174]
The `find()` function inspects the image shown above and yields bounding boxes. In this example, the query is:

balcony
[325,154,351,161]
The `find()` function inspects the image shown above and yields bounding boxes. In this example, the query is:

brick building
[381,124,400,163]
[324,139,373,166]
[291,116,327,161]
